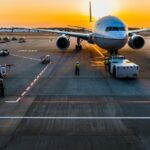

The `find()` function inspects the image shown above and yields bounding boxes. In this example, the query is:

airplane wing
[128,28,150,35]
[67,25,92,32]
[35,28,91,40]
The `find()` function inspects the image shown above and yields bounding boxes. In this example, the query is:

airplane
[33,2,150,55]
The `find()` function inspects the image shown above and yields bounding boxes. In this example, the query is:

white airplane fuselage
[92,16,128,51]
[44,15,145,52]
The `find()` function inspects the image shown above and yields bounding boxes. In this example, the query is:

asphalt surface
[0,34,150,150]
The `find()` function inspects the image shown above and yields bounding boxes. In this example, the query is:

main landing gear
[75,38,82,50]
[109,49,118,56]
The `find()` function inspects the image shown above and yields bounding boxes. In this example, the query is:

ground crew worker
[0,79,5,97]
[0,66,2,78]
[104,57,109,72]
[75,61,80,76]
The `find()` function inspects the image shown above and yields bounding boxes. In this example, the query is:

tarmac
[0,34,150,150]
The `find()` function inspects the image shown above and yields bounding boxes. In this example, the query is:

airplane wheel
[79,45,82,50]
[76,45,78,50]
[76,45,82,50]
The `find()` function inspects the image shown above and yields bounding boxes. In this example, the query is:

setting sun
[92,0,120,19]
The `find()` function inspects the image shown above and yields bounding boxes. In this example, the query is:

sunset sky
[0,0,150,28]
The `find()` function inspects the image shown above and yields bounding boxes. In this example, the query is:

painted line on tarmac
[92,45,105,58]
[32,100,150,104]
[11,54,40,61]
[18,50,38,53]
[1,116,150,120]
[5,64,50,103]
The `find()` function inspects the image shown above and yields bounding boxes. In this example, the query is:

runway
[0,34,150,150]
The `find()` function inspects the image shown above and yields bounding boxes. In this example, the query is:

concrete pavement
[0,34,150,149]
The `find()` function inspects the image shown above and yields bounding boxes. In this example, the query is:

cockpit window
[106,26,126,32]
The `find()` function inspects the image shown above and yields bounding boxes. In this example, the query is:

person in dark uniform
[104,57,109,72]
[0,79,5,97]
[75,61,80,76]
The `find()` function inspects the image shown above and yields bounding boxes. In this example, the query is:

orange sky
[0,0,150,28]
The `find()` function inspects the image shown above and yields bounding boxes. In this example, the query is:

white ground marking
[11,54,40,61]
[0,116,150,120]
[5,64,50,103]
[18,50,38,52]
[4,45,148,119]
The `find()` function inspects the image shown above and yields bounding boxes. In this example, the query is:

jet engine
[56,35,70,50]
[128,35,145,49]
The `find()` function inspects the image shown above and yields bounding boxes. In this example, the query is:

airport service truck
[108,55,139,78]
[41,55,51,64]
[0,65,8,77]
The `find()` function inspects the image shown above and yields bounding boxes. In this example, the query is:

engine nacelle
[56,35,70,50]
[128,35,145,49]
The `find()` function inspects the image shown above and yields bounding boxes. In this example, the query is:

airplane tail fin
[89,1,92,22]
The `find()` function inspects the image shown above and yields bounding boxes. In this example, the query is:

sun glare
[92,0,119,19]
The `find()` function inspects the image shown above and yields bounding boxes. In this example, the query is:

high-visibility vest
[104,59,109,65]
[76,63,80,69]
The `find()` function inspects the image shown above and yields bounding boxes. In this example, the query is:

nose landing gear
[109,49,118,56]
[75,38,83,50]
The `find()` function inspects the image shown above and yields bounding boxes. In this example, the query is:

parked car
[0,49,10,56]
[19,38,26,43]
[3,37,10,42]
[12,37,17,41]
